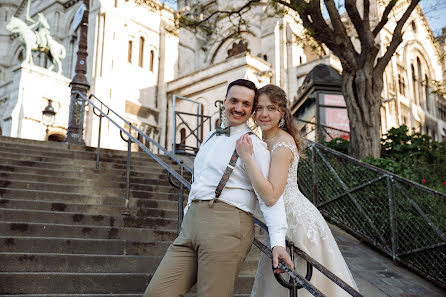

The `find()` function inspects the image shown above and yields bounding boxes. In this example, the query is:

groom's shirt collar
[220,122,250,137]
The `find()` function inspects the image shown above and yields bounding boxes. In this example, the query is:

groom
[144,79,292,297]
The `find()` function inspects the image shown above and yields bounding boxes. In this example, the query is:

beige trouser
[144,200,255,297]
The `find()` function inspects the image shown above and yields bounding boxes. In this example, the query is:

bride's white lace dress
[251,142,358,297]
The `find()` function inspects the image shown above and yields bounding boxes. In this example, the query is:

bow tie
[216,126,231,136]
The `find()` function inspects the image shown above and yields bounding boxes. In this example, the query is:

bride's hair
[255,84,305,153]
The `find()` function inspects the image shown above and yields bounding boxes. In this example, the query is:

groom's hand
[272,246,294,274]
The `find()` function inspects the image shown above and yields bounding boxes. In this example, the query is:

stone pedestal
[0,64,71,141]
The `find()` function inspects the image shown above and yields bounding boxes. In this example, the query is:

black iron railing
[299,142,446,289]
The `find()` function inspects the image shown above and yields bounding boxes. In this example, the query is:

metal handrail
[74,91,191,195]
[85,92,193,175]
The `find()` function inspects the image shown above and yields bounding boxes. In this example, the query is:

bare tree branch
[344,0,364,38]
[179,0,260,29]
[374,0,420,76]
[372,0,398,37]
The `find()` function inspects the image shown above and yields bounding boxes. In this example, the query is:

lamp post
[65,0,90,144]
[42,99,56,138]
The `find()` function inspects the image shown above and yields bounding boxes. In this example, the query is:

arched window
[425,74,430,112]
[139,37,144,67]
[411,64,417,104]
[416,58,423,106]
[149,50,154,72]
[411,21,417,33]
[215,118,220,129]
[180,128,186,145]
[128,40,133,63]
[115,0,118,7]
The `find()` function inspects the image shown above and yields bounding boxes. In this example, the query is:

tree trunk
[343,67,383,159]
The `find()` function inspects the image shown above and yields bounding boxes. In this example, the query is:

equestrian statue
[6,3,66,74]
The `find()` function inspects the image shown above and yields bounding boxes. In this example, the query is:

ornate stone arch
[207,30,256,65]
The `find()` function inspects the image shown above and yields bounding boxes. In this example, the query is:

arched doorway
[48,134,65,142]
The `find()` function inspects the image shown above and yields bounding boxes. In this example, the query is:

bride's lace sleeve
[271,141,297,155]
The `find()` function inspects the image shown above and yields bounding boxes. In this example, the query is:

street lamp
[65,0,90,144]
[42,99,56,137]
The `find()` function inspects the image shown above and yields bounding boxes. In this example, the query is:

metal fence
[297,119,350,143]
[298,142,446,288]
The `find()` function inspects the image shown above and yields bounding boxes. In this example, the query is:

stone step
[0,221,178,242]
[0,151,187,175]
[0,236,261,260]
[0,293,144,297]
[0,236,171,256]
[0,143,179,165]
[1,179,186,195]
[0,171,175,187]
[0,253,161,273]
[0,196,187,213]
[0,198,179,218]
[0,187,187,204]
[0,252,259,275]
[0,164,187,182]
[0,156,183,176]
[0,136,174,161]
[0,208,178,229]
[0,272,254,294]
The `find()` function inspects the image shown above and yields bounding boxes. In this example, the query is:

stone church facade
[0,0,445,152]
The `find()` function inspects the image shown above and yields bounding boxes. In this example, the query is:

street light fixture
[42,99,56,137]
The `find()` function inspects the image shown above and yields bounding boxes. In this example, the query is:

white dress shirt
[184,123,288,248]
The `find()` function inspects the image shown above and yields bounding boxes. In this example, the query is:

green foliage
[322,137,349,155]
[365,125,446,193]
[323,126,446,193]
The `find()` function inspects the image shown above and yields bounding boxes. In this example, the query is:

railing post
[123,126,132,215]
[288,241,298,297]
[172,95,177,155]
[311,145,318,206]
[177,160,184,235]
[387,176,398,263]
[95,102,103,170]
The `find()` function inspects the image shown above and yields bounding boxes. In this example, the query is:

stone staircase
[0,136,258,296]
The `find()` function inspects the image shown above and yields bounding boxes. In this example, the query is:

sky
[420,0,446,36]
[165,1,446,37]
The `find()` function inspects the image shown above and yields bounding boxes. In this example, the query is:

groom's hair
[225,79,258,97]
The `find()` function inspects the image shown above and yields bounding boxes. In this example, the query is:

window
[128,40,133,63]
[180,128,186,145]
[114,0,118,7]
[411,64,417,104]
[150,50,154,72]
[398,74,406,96]
[138,37,144,67]
[411,21,417,33]
[425,74,430,112]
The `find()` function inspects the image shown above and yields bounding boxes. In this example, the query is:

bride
[236,84,358,297]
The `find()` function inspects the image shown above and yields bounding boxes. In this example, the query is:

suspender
[207,131,254,207]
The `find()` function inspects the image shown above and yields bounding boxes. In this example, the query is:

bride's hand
[236,134,253,160]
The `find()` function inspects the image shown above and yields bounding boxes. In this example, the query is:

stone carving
[227,40,249,59]
[6,13,66,74]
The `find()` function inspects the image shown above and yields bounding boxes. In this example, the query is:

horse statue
[6,13,66,74]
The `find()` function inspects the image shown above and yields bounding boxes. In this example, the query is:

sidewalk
[331,224,446,297]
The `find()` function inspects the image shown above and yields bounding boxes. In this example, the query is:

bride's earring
[278,115,285,128]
